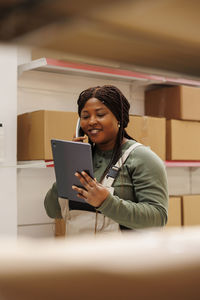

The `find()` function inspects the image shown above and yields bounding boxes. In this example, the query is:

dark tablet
[51,139,94,203]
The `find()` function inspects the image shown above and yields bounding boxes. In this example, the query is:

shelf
[18,58,160,83]
[1,161,53,169]
[165,161,200,168]
[17,161,54,168]
[16,160,200,169]
[18,58,200,87]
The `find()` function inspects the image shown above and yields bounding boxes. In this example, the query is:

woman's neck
[96,137,128,152]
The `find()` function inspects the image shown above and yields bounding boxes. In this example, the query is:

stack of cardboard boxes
[145,85,200,160]
[145,85,200,227]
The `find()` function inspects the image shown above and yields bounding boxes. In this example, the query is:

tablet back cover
[51,139,93,203]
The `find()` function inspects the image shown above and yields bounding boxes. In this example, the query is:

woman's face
[80,97,119,151]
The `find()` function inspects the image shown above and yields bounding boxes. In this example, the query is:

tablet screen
[51,139,94,203]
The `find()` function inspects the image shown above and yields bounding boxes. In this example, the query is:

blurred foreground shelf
[0,227,200,300]
[1,0,200,77]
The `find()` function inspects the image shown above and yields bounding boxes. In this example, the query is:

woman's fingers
[73,171,96,200]
[81,171,94,186]
[72,174,109,207]
[75,171,94,188]
[72,185,86,199]
[72,135,86,142]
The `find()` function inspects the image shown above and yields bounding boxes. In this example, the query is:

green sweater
[44,140,168,229]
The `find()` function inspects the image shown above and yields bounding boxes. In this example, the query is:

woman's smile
[89,128,101,134]
[88,128,102,136]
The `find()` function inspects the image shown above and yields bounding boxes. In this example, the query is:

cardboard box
[182,195,200,226]
[55,218,66,237]
[166,119,200,160]
[127,115,166,160]
[166,196,182,227]
[17,110,78,160]
[145,85,200,121]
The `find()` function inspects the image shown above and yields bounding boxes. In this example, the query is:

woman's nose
[88,116,97,125]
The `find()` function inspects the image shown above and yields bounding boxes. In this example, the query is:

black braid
[77,85,134,182]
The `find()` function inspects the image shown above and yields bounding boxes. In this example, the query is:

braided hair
[77,85,134,181]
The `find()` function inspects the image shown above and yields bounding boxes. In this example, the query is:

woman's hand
[72,171,109,208]
[72,135,87,143]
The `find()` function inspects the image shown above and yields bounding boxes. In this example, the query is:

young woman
[44,85,168,233]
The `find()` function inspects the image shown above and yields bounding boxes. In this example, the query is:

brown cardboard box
[182,195,200,226]
[166,119,200,160]
[145,85,200,121]
[55,218,66,237]
[166,196,182,227]
[127,115,166,160]
[17,110,78,160]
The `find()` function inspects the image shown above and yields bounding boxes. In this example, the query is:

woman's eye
[81,116,89,120]
[97,114,105,118]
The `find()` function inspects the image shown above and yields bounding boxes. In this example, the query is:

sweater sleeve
[97,146,168,229]
[44,182,62,219]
